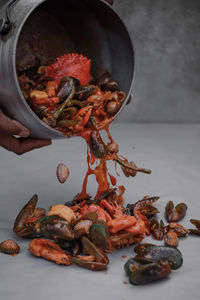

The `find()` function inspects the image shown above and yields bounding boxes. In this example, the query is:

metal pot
[0,0,134,139]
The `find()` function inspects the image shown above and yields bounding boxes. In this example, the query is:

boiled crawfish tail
[116,158,152,174]
[29,239,71,265]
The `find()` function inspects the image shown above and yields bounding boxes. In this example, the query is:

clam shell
[57,163,69,183]
[0,240,20,255]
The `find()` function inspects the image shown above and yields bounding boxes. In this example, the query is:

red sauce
[78,123,119,200]
[108,173,117,186]
[41,54,125,200]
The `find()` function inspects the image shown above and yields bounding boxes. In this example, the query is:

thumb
[0,110,30,137]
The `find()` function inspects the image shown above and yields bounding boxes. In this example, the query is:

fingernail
[12,120,30,137]
[18,129,30,138]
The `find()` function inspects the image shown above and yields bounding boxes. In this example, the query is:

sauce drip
[78,140,111,200]
[77,120,120,200]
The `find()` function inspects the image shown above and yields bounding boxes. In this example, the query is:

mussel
[53,76,77,119]
[56,76,79,100]
[96,71,118,92]
[34,216,74,241]
[89,131,107,158]
[165,201,187,222]
[71,236,109,271]
[134,244,183,270]
[124,258,142,277]
[89,223,109,250]
[189,219,200,236]
[74,85,98,100]
[132,196,160,217]
[129,261,171,285]
[13,194,46,238]
[150,219,165,240]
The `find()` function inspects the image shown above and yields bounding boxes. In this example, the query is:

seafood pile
[8,192,199,285]
[12,192,151,271]
[0,51,193,286]
[18,52,151,201]
[18,53,126,137]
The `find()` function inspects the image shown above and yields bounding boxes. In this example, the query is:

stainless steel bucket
[0,0,134,139]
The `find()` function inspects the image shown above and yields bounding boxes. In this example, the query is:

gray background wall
[113,0,200,122]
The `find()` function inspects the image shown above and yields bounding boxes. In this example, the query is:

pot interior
[16,0,134,96]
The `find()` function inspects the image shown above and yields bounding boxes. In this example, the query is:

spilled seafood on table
[0,53,199,286]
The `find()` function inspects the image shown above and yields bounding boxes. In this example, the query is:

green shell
[134,245,183,270]
[129,262,171,285]
[89,223,109,250]
[124,258,142,277]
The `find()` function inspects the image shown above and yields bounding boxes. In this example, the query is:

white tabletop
[0,123,199,300]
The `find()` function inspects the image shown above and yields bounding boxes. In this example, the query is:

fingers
[0,109,30,137]
[0,133,51,155]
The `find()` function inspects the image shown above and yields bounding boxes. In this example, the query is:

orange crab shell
[46,53,92,85]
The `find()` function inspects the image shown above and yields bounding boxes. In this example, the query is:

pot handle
[0,0,19,36]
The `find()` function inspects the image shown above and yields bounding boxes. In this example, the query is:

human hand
[0,109,51,155]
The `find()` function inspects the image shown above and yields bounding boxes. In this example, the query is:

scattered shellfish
[0,240,20,255]
[56,163,69,183]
